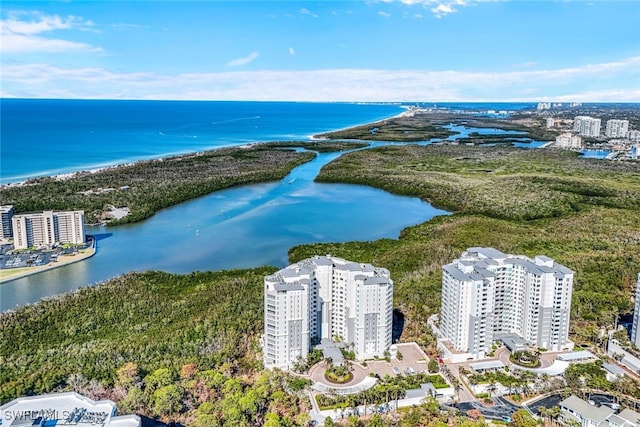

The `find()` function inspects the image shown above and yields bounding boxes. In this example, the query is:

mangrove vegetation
[0,144,329,225]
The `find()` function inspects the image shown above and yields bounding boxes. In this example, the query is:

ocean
[0,99,542,184]
[1,99,407,184]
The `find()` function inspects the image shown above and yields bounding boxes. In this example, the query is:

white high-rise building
[605,119,629,138]
[263,255,393,370]
[12,210,85,249]
[440,247,574,359]
[0,205,14,239]
[573,116,601,137]
[631,274,640,348]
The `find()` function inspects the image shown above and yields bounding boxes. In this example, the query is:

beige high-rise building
[12,210,85,249]
[555,133,583,149]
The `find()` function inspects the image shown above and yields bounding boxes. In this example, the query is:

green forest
[0,144,320,225]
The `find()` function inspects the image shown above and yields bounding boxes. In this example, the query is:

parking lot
[0,244,87,270]
[456,396,524,421]
[364,342,431,378]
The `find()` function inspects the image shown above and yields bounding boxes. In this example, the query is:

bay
[1,149,448,311]
[1,100,445,311]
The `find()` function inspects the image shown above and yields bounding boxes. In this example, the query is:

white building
[0,392,140,426]
[629,130,640,142]
[0,205,14,239]
[12,210,85,250]
[263,255,393,370]
[560,395,615,427]
[559,395,640,427]
[606,119,629,138]
[439,247,573,359]
[555,133,583,149]
[573,116,601,138]
[631,274,640,348]
[537,102,551,111]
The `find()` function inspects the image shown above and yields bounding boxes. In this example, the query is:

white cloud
[0,11,101,53]
[300,8,319,18]
[395,0,499,18]
[289,47,295,56]
[2,56,638,102]
[225,51,260,67]
[431,4,456,17]
[378,11,392,17]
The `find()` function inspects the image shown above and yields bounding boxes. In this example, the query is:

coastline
[0,236,96,283]
[308,107,410,141]
[1,102,406,188]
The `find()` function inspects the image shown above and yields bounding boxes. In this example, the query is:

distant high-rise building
[605,119,629,138]
[631,274,640,348]
[263,255,393,370]
[555,133,583,149]
[546,118,556,129]
[0,205,14,239]
[440,247,574,359]
[12,210,85,249]
[573,116,601,138]
[629,130,640,142]
[537,102,551,111]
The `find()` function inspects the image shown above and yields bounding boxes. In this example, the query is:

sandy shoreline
[308,108,410,141]
[2,109,406,189]
[0,238,97,283]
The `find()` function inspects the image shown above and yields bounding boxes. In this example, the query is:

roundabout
[324,364,354,384]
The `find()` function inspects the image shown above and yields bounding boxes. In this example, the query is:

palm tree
[537,406,548,425]
[540,373,551,392]
[487,381,499,398]
[547,406,562,427]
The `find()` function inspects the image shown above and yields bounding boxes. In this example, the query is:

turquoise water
[0,100,404,184]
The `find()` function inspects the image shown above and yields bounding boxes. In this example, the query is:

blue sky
[1,1,639,101]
